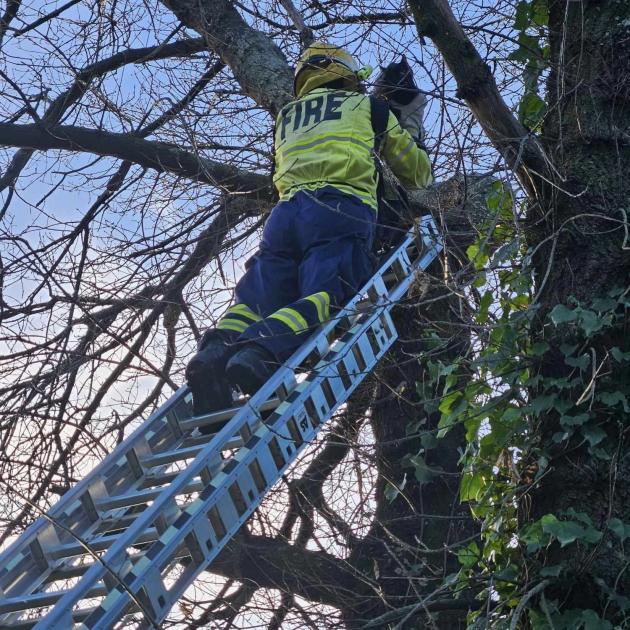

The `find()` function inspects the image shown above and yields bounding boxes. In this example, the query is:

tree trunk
[527,0,630,612]
[341,185,488,626]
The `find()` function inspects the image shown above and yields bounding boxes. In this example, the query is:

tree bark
[344,256,477,629]
[402,0,629,620]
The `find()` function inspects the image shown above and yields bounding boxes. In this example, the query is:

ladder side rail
[34,217,442,629]
[37,301,399,630]
[0,388,191,571]
[390,222,443,304]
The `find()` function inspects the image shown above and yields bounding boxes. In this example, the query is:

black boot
[186,329,236,417]
[225,344,278,396]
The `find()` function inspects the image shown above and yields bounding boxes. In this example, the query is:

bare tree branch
[212,534,376,612]
[0,0,20,47]
[278,0,314,47]
[160,0,293,115]
[0,122,270,194]
[407,0,549,197]
[0,37,210,192]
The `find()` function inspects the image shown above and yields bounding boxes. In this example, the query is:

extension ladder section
[0,216,442,629]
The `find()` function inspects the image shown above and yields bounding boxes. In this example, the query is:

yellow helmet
[294,41,370,97]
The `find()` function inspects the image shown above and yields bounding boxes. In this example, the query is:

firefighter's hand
[392,91,427,142]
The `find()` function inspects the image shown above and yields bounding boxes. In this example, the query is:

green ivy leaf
[502,406,525,423]
[579,609,613,630]
[407,454,439,484]
[466,242,480,262]
[554,398,574,414]
[473,271,487,288]
[540,564,563,577]
[583,424,606,448]
[384,475,406,503]
[511,294,530,310]
[530,341,550,356]
[552,431,570,443]
[476,291,494,324]
[550,304,577,325]
[465,416,482,442]
[594,577,630,612]
[608,518,630,542]
[493,239,520,263]
[541,514,603,547]
[564,353,590,370]
[531,0,549,26]
[384,483,398,503]
[599,391,629,411]
[508,45,530,64]
[460,471,485,502]
[564,508,594,526]
[591,297,617,312]
[519,91,546,128]
[439,390,463,414]
[457,541,480,569]
[485,180,513,221]
[529,394,556,414]
[445,372,458,390]
[494,565,519,582]
[560,342,579,355]
[560,413,590,427]
[513,0,530,30]
[611,346,630,362]
[420,432,438,450]
[578,309,605,336]
[520,519,548,552]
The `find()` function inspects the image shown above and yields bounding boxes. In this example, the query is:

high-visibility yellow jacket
[273,87,432,211]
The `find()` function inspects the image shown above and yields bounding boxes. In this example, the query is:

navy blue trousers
[218,187,376,361]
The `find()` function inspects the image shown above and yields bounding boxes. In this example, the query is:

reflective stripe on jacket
[273,88,432,211]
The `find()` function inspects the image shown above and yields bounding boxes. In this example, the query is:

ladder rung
[141,435,242,469]
[142,444,206,468]
[355,298,375,312]
[48,561,93,581]
[96,508,148,532]
[96,480,203,511]
[49,528,159,560]
[183,432,243,450]
[1,618,41,629]
[46,547,192,585]
[0,584,107,614]
[179,397,280,433]
[5,604,114,629]
[138,470,179,489]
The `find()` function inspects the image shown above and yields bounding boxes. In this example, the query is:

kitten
[373,55,420,107]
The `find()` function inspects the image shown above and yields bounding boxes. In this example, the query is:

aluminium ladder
[0,216,442,629]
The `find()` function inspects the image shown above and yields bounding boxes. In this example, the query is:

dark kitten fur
[373,55,419,105]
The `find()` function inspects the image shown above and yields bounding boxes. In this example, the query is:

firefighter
[186,42,432,416]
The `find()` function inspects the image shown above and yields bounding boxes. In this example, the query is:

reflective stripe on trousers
[217,290,331,352]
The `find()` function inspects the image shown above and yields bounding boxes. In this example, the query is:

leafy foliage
[509,0,550,129]
[416,175,630,626]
